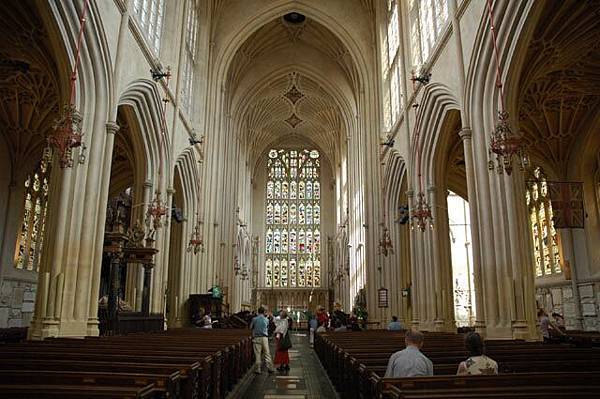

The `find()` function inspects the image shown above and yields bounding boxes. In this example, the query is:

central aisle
[231,332,339,399]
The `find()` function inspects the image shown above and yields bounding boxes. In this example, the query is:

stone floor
[229,332,339,399]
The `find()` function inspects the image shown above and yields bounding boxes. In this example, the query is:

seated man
[387,316,403,331]
[457,332,498,375]
[384,329,433,378]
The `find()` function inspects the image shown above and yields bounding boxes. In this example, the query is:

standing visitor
[316,306,329,329]
[384,329,433,378]
[274,310,291,371]
[309,315,318,346]
[456,332,498,375]
[250,306,275,374]
[387,316,403,331]
[348,311,360,331]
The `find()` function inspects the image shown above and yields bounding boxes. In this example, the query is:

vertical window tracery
[181,0,199,114]
[265,149,321,287]
[14,161,51,271]
[133,0,165,54]
[409,0,450,68]
[526,167,562,277]
[382,0,404,130]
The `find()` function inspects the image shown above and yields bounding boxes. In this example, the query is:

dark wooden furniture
[0,328,252,399]
[315,330,600,399]
[189,294,223,325]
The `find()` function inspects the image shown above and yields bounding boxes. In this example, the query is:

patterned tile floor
[230,332,339,399]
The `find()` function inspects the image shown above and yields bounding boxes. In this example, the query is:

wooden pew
[380,372,600,398]
[0,328,252,399]
[0,383,157,398]
[315,330,600,399]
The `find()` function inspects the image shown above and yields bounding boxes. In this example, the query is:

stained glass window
[265,149,321,287]
[14,161,51,271]
[526,167,562,277]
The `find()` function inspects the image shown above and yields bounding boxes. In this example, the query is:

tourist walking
[274,310,292,371]
[250,307,275,374]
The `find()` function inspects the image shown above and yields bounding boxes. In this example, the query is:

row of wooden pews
[315,330,600,398]
[0,328,252,398]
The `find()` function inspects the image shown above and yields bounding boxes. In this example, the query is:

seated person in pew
[538,309,566,343]
[384,329,433,378]
[387,316,403,331]
[456,332,498,375]
[552,311,566,333]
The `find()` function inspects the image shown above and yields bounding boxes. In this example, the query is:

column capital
[427,185,437,193]
[406,189,415,198]
[106,121,120,135]
[143,180,153,189]
[458,127,472,141]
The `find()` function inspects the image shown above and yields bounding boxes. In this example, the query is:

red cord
[157,72,171,183]
[411,74,424,194]
[486,0,506,112]
[70,0,90,104]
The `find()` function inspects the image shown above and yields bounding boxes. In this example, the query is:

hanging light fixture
[485,0,528,175]
[488,111,529,175]
[187,147,205,255]
[187,217,204,254]
[409,73,434,231]
[233,255,241,275]
[378,224,394,256]
[411,191,433,231]
[45,0,90,168]
[146,190,168,230]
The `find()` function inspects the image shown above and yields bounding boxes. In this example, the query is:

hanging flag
[547,181,584,228]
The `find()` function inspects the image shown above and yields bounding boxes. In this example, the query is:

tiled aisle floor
[232,332,339,399]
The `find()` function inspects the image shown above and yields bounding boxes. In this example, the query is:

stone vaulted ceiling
[518,0,600,176]
[227,15,356,166]
[243,72,342,166]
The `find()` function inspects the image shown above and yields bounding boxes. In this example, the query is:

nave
[1,326,600,398]
[232,332,338,399]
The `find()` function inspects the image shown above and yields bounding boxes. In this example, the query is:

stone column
[458,128,486,333]
[407,190,420,329]
[86,121,120,335]
[562,229,584,330]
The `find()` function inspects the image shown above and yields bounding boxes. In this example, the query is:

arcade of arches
[0,0,599,341]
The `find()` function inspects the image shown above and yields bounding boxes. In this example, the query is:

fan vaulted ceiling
[227,14,358,166]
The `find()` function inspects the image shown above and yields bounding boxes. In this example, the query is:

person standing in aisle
[250,306,275,374]
[274,310,291,372]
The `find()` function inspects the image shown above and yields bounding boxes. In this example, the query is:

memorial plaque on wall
[378,288,388,308]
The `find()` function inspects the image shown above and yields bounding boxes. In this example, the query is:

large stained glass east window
[265,149,321,288]
[526,167,562,277]
[14,161,51,271]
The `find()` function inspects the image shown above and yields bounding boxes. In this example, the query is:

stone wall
[536,281,600,331]
[0,278,37,328]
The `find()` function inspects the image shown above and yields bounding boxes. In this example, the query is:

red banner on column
[547,181,584,228]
